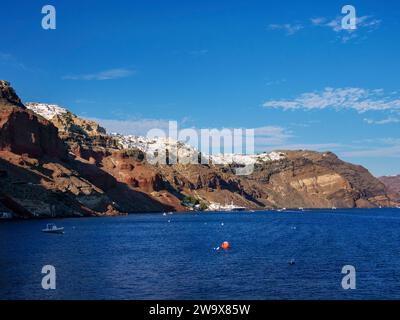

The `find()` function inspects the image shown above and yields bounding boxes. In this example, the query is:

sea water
[1,208,400,300]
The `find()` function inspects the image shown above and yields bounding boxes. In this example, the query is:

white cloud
[342,145,400,158]
[352,138,400,145]
[310,17,327,26]
[311,15,381,43]
[263,87,400,113]
[63,68,135,81]
[266,78,287,87]
[86,115,400,161]
[90,117,291,153]
[364,117,400,125]
[324,18,343,32]
[253,142,345,154]
[269,15,381,41]
[0,52,35,71]
[254,126,292,148]
[357,15,382,30]
[91,118,170,136]
[270,143,343,151]
[341,138,400,158]
[268,24,304,35]
[311,15,381,31]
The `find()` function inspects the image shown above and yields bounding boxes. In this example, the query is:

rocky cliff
[0,80,25,108]
[0,81,398,218]
[379,175,400,202]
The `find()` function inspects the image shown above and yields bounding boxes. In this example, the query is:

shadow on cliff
[65,157,177,213]
[0,155,177,218]
[0,157,95,218]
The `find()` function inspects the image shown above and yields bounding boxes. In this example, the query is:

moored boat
[42,223,64,234]
[0,212,13,219]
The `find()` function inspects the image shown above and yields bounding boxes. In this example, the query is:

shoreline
[1,206,400,221]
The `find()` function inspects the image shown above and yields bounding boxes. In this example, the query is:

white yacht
[42,223,64,234]
[207,201,246,212]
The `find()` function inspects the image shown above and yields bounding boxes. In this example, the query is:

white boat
[0,212,13,219]
[207,201,246,212]
[42,223,64,234]
[332,206,337,210]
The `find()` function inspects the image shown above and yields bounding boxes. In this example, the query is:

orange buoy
[221,241,230,250]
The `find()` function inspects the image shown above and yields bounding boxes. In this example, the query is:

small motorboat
[0,212,13,219]
[42,223,64,234]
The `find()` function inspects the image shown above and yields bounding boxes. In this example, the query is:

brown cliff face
[0,80,398,218]
[379,175,400,202]
[0,80,25,108]
[244,150,393,208]
[0,82,175,217]
[51,112,107,138]
[0,106,67,159]
[0,82,67,160]
[138,150,394,210]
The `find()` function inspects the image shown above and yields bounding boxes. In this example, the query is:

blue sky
[1,0,399,176]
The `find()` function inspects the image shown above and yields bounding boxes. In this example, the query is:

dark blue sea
[1,208,400,300]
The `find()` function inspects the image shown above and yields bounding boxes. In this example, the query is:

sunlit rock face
[0,80,398,218]
[379,175,400,202]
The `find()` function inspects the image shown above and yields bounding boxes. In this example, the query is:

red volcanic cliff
[0,105,67,159]
[0,81,178,217]
[0,81,67,159]
[0,80,398,218]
